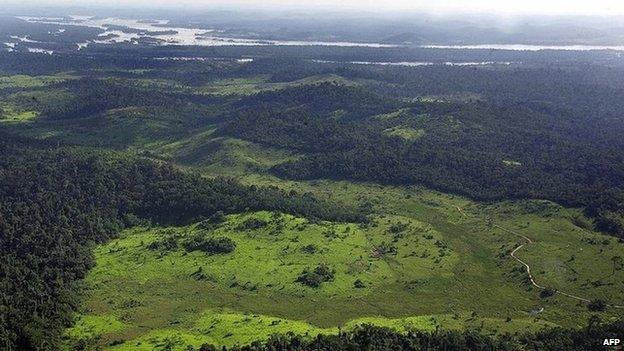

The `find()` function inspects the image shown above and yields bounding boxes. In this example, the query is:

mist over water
[13,14,624,52]
[17,15,398,49]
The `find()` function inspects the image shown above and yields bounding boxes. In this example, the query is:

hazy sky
[6,0,624,16]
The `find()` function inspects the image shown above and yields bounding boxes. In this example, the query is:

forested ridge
[39,78,223,120]
[219,83,624,238]
[0,134,363,350]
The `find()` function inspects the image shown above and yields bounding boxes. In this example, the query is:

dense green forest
[1,40,624,350]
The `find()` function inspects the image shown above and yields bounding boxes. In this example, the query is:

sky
[5,0,624,16]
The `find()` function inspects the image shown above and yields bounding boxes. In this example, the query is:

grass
[65,315,130,341]
[152,134,301,176]
[66,308,555,351]
[0,75,70,123]
[1,88,73,116]
[110,74,357,97]
[81,211,458,311]
[0,86,73,123]
[199,76,271,95]
[198,74,357,96]
[0,105,38,122]
[503,160,522,167]
[0,74,67,89]
[230,174,624,321]
[372,108,413,121]
[383,126,425,141]
[1,106,216,149]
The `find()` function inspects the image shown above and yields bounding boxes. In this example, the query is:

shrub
[183,235,236,255]
[238,217,269,230]
[196,211,227,229]
[539,288,556,298]
[373,242,397,257]
[389,222,409,235]
[587,299,607,312]
[296,264,335,287]
[300,244,318,254]
[594,211,624,237]
[147,235,179,251]
[199,344,218,351]
[109,339,125,346]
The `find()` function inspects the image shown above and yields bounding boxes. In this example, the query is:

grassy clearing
[106,77,187,92]
[416,92,483,103]
[67,211,462,348]
[171,140,624,326]
[372,108,413,121]
[153,134,301,176]
[0,78,71,122]
[67,308,555,351]
[0,74,67,89]
[1,106,213,149]
[112,74,358,96]
[83,211,458,306]
[488,202,624,306]
[231,174,624,322]
[0,105,38,122]
[383,126,425,141]
[199,76,271,95]
[198,74,357,96]
[1,89,74,115]
[65,192,606,349]
[65,315,131,341]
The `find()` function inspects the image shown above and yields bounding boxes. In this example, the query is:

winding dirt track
[455,207,623,309]
[492,224,624,309]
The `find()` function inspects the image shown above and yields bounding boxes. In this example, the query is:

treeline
[82,44,623,67]
[197,317,623,351]
[0,135,363,351]
[0,51,167,76]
